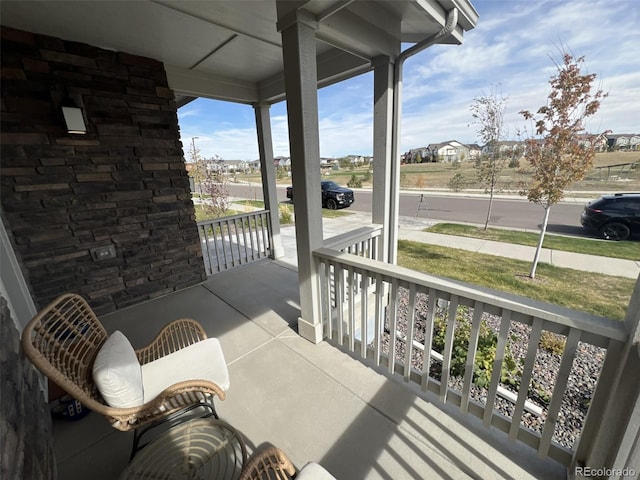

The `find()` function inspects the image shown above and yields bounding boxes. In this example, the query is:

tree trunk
[530,205,551,279]
[484,171,495,230]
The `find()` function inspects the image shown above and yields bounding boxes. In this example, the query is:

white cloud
[179,0,640,158]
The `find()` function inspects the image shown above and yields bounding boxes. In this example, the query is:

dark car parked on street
[286,180,355,210]
[580,193,640,241]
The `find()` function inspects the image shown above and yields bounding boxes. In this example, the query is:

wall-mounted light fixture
[61,105,87,134]
[54,84,88,135]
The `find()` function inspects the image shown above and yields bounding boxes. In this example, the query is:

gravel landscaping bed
[379,288,606,449]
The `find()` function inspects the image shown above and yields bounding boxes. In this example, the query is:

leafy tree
[470,85,508,230]
[339,156,351,169]
[519,52,607,278]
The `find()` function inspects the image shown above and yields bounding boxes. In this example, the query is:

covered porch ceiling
[0,0,478,105]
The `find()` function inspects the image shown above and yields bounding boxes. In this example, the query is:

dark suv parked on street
[580,193,640,241]
[286,180,355,210]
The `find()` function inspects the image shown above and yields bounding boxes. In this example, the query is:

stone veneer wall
[0,27,206,315]
[0,295,56,480]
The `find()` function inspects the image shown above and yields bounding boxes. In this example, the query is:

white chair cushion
[92,331,144,408]
[141,338,230,403]
[297,463,337,480]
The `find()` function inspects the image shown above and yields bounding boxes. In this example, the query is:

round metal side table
[120,418,247,480]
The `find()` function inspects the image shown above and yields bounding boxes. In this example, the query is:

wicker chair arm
[146,379,227,406]
[97,379,226,432]
[239,444,297,480]
[135,318,208,364]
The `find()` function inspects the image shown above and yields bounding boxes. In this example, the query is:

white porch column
[387,54,406,265]
[572,276,640,478]
[371,55,395,263]
[253,102,284,259]
[277,7,324,343]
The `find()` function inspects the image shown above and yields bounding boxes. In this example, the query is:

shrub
[432,310,520,389]
[539,331,566,355]
[347,174,362,188]
[447,172,466,192]
[529,380,551,406]
[279,204,293,225]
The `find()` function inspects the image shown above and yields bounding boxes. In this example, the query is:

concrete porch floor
[53,259,567,479]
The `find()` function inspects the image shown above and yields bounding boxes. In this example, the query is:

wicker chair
[22,293,229,455]
[239,445,336,480]
[239,446,296,480]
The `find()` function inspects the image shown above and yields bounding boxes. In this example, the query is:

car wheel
[326,199,338,210]
[599,222,631,241]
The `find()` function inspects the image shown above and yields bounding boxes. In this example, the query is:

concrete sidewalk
[317,211,640,280]
[399,229,640,279]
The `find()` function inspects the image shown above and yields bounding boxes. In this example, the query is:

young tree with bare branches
[188,141,207,203]
[470,85,508,230]
[520,52,607,278]
[187,142,230,219]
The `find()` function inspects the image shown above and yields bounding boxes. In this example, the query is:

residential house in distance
[481,140,525,160]
[273,156,291,169]
[248,159,261,170]
[320,157,336,169]
[575,133,609,152]
[344,154,372,165]
[607,133,640,151]
[220,160,250,173]
[426,140,470,162]
[401,146,429,163]
[404,142,480,163]
[466,143,482,160]
[482,140,524,155]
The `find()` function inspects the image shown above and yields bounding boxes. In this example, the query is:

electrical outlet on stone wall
[90,245,116,261]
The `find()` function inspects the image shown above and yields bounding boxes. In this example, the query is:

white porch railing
[323,225,383,259]
[313,246,629,467]
[197,210,273,275]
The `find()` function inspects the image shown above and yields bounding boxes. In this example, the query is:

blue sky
[178,0,640,161]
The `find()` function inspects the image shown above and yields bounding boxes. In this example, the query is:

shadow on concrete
[319,345,565,480]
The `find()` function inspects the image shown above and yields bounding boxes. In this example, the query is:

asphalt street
[227,183,591,237]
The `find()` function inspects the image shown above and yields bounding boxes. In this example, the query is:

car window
[620,199,640,212]
[605,199,626,211]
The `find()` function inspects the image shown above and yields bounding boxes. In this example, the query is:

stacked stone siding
[0,296,56,480]
[0,27,206,315]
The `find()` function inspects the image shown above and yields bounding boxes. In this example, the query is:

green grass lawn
[397,240,634,321]
[233,199,264,209]
[194,204,242,222]
[195,201,353,223]
[426,223,640,261]
[228,199,351,219]
[322,208,352,218]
